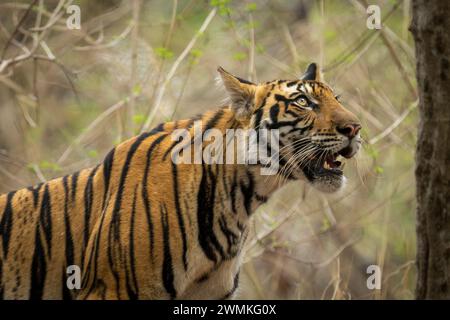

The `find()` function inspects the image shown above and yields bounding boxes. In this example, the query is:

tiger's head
[218,63,362,193]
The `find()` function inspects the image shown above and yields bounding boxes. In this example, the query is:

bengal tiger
[0,63,361,300]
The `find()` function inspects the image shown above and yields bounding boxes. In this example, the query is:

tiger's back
[0,109,254,299]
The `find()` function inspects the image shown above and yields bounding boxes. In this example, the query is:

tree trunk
[410,0,450,299]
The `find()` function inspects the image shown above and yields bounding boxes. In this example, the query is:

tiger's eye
[298,97,307,105]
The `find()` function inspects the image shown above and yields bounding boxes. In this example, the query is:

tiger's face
[219,63,362,193]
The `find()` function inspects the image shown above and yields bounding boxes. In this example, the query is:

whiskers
[263,137,323,188]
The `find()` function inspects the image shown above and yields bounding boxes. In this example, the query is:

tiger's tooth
[341,161,346,169]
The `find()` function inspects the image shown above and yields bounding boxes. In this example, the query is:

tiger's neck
[163,107,290,258]
[165,106,289,216]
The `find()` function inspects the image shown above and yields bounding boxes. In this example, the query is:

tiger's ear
[301,63,321,81]
[217,67,256,118]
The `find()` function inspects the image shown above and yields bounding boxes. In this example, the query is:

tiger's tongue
[325,155,340,168]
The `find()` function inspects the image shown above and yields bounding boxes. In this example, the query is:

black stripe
[237,221,245,232]
[108,132,152,296]
[218,215,238,255]
[230,169,238,214]
[28,183,43,208]
[149,123,165,135]
[205,109,225,130]
[39,185,52,258]
[163,110,224,161]
[288,92,301,98]
[29,185,52,300]
[141,134,167,260]
[125,186,139,299]
[187,113,203,129]
[102,148,115,209]
[70,171,79,201]
[286,81,297,87]
[29,224,47,300]
[111,133,152,237]
[266,119,300,130]
[162,132,184,161]
[240,171,255,216]
[161,203,177,299]
[61,265,71,300]
[221,166,229,195]
[82,165,99,268]
[221,272,240,299]
[171,162,188,270]
[258,92,270,109]
[253,107,264,129]
[162,113,205,161]
[274,93,292,106]
[317,138,340,143]
[255,193,268,203]
[81,191,109,297]
[195,273,210,283]
[0,258,3,298]
[197,165,217,263]
[235,76,254,85]
[197,165,226,263]
[0,191,16,258]
[269,103,280,123]
[62,176,74,300]
[285,109,300,118]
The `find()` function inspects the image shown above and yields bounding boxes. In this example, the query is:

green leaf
[190,49,203,58]
[132,84,142,95]
[26,163,36,172]
[155,47,174,59]
[132,114,145,125]
[366,144,379,159]
[320,217,332,232]
[374,165,384,174]
[87,150,98,158]
[245,20,260,30]
[39,160,62,172]
[245,3,257,12]
[210,0,232,16]
[232,52,247,61]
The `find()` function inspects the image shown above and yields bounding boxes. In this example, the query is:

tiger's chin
[310,172,346,193]
[304,163,346,193]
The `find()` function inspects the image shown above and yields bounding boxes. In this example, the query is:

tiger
[0,63,361,300]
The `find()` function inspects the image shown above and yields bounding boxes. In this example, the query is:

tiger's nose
[337,123,361,139]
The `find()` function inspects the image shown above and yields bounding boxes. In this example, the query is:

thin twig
[128,0,141,136]
[57,98,128,164]
[0,0,38,61]
[141,8,217,131]
[369,100,417,145]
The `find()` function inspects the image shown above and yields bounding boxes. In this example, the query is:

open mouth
[323,153,343,173]
[296,139,360,192]
[312,153,344,176]
[302,147,354,180]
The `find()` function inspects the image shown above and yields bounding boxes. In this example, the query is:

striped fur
[0,64,361,299]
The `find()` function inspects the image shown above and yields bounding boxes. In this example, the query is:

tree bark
[410,0,450,299]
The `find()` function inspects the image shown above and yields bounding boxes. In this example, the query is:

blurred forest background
[0,0,417,299]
